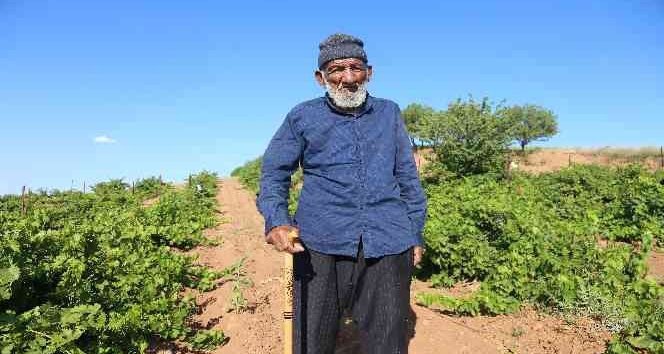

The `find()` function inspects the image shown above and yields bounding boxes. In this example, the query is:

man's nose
[341,69,356,84]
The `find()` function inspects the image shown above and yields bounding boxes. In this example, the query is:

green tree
[502,104,558,151]
[418,96,512,178]
[401,103,435,148]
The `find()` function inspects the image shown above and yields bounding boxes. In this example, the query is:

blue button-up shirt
[256,94,427,258]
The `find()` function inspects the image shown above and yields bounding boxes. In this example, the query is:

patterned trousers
[293,239,414,354]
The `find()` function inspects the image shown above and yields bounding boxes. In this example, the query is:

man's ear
[314,70,325,87]
[366,65,373,82]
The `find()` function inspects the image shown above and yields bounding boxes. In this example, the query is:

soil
[413,147,661,174]
[153,177,642,353]
[512,149,660,174]
[647,249,664,285]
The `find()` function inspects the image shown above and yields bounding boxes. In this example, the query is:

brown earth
[513,149,661,174]
[413,147,662,173]
[647,250,664,285]
[154,177,636,353]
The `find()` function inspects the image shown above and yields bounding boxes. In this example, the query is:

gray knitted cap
[318,33,368,69]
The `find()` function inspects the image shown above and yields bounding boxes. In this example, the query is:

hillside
[414,147,663,173]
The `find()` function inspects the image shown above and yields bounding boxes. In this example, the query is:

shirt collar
[324,92,374,117]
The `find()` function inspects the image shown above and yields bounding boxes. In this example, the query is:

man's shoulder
[369,95,398,107]
[287,97,327,117]
[369,96,400,113]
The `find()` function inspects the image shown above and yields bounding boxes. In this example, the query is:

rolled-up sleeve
[255,112,304,236]
[394,105,428,246]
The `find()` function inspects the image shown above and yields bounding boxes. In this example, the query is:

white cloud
[93,135,117,144]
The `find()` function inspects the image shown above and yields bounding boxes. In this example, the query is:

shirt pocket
[305,120,358,169]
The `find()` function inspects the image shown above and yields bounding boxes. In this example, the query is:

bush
[416,165,664,353]
[417,96,513,178]
[231,157,263,194]
[0,173,226,353]
[134,177,168,200]
[232,157,303,217]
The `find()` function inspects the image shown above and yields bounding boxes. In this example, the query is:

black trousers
[293,239,414,354]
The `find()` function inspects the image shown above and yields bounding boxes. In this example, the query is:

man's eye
[326,66,365,75]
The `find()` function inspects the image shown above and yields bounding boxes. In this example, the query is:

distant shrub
[232,156,302,217]
[231,157,263,194]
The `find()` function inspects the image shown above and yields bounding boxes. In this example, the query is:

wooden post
[283,230,300,354]
[21,186,26,216]
[26,188,30,215]
[83,181,86,194]
[132,181,135,194]
[569,153,572,167]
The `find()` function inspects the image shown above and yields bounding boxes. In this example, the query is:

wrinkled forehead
[323,57,367,70]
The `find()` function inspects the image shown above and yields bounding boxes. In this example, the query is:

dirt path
[184,177,613,353]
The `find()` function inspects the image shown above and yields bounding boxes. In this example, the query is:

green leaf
[0,266,20,301]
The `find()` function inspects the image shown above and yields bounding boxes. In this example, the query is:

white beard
[323,78,368,109]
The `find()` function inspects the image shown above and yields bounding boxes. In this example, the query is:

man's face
[315,57,373,109]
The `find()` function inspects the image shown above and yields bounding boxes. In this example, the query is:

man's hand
[413,246,424,267]
[266,225,305,254]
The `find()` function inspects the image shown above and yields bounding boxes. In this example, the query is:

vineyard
[0,172,235,353]
[232,157,664,353]
[2,154,663,353]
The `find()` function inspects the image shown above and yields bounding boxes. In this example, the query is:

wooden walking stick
[283,229,300,354]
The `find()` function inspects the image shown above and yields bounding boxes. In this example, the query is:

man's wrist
[266,224,292,237]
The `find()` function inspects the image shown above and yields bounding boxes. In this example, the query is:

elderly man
[256,33,427,354]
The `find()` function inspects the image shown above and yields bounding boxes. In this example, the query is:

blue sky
[1,0,662,195]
